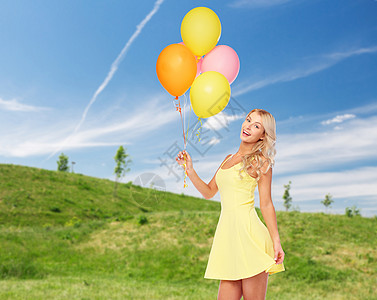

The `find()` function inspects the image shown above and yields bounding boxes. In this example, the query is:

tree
[113,146,132,197]
[283,181,292,212]
[345,205,361,217]
[321,193,334,212]
[57,153,69,172]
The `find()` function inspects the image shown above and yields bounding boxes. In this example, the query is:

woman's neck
[236,141,256,156]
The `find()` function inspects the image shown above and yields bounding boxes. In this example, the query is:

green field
[0,164,376,299]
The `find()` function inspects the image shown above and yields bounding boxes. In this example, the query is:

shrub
[345,205,361,217]
[138,215,148,225]
[49,207,61,213]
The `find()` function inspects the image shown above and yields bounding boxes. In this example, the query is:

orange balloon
[156,44,197,98]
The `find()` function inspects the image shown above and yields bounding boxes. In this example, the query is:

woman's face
[240,112,265,143]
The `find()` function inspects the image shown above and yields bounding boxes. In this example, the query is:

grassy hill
[0,164,220,226]
[0,164,376,299]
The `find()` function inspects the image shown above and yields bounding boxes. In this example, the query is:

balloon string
[182,93,187,188]
[183,155,188,188]
[174,96,188,188]
[183,92,187,150]
[183,93,191,189]
[189,115,200,140]
[185,101,191,146]
[174,97,186,147]
[196,117,202,142]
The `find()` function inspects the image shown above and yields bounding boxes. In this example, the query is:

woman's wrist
[186,167,195,176]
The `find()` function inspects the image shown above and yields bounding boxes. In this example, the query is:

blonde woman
[176,109,285,300]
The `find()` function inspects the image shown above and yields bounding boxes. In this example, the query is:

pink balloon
[201,45,240,84]
[179,41,202,78]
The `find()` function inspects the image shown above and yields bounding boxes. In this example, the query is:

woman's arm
[186,168,216,199]
[257,166,285,264]
[176,150,230,199]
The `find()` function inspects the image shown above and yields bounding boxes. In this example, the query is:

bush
[138,215,148,225]
[49,207,61,213]
[345,205,361,217]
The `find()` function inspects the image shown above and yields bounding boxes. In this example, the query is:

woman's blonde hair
[237,108,277,181]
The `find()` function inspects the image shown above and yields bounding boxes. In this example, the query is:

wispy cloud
[275,115,377,175]
[47,0,165,159]
[271,166,377,215]
[233,46,377,97]
[0,97,49,112]
[321,114,356,125]
[203,111,245,131]
[273,166,377,201]
[207,137,221,145]
[0,96,176,158]
[324,46,377,60]
[229,0,294,8]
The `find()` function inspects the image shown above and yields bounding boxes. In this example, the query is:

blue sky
[1,0,377,216]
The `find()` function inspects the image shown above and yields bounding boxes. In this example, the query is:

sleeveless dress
[204,154,285,280]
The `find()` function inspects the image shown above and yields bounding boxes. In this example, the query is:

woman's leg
[217,279,242,300]
[241,271,269,300]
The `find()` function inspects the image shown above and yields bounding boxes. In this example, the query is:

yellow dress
[204,154,285,280]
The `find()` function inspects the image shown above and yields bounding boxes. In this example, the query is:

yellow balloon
[181,7,221,57]
[190,71,231,119]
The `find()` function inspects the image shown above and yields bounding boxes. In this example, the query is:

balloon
[156,43,197,98]
[190,71,231,118]
[181,7,221,57]
[201,45,240,84]
[179,41,203,78]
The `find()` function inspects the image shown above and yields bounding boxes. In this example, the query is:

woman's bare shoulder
[218,154,232,167]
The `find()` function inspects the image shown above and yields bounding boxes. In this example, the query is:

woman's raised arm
[176,151,231,199]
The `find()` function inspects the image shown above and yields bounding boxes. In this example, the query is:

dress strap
[220,154,233,168]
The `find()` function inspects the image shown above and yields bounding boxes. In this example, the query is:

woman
[175,109,285,300]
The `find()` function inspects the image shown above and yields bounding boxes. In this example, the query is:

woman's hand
[274,243,285,264]
[175,150,193,172]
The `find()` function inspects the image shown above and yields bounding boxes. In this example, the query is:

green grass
[0,164,376,299]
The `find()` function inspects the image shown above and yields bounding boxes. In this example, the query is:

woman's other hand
[274,243,285,264]
[175,150,193,172]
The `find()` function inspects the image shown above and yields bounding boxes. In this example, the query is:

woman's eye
[254,125,259,129]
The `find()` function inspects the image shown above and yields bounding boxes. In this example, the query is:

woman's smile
[242,129,251,136]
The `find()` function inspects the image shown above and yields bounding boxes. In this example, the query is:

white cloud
[207,137,221,145]
[0,96,177,158]
[0,97,49,112]
[203,111,245,131]
[324,46,377,60]
[277,102,377,129]
[233,46,377,97]
[273,166,377,200]
[274,115,377,174]
[321,114,356,125]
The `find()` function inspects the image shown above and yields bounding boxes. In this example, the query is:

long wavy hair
[237,109,277,182]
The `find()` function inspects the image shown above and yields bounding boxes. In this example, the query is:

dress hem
[203,261,285,281]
